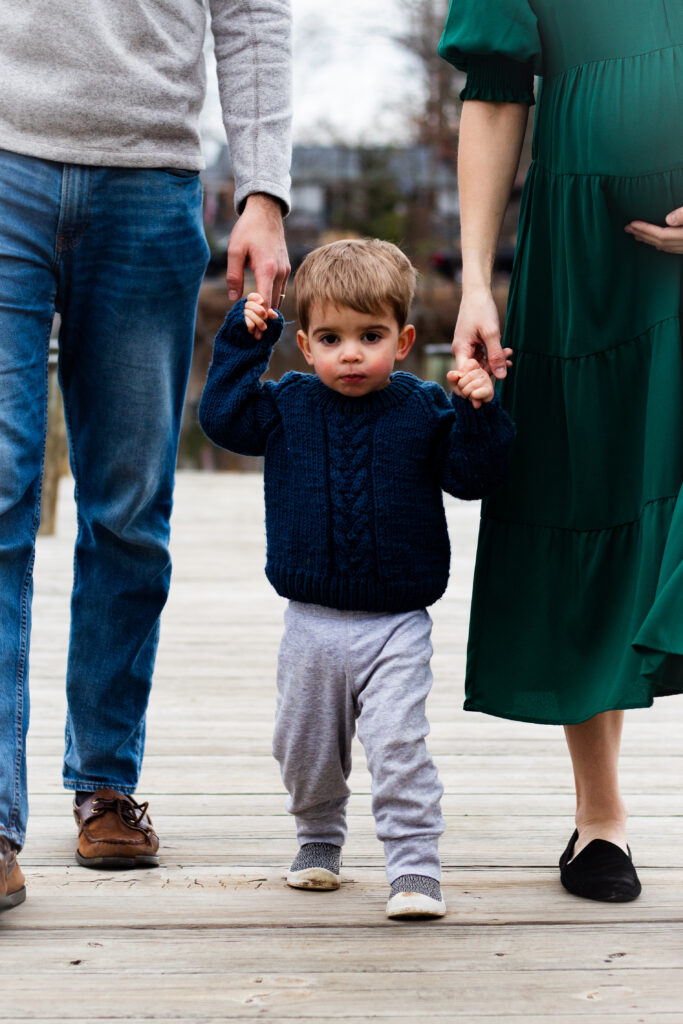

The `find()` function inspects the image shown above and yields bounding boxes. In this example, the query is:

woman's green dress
[439,0,683,723]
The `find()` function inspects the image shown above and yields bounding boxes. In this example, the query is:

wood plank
[21,755,683,796]
[1,923,682,972]
[0,969,681,1019]
[16,815,683,869]
[21,792,683,819]
[3,868,683,930]
[10,1019,683,1024]
[24,723,683,759]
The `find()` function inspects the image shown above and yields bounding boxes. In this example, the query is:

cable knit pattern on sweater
[327,411,375,578]
[199,300,515,612]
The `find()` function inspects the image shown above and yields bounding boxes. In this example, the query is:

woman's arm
[454,100,529,379]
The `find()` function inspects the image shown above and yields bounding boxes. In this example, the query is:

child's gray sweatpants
[272,601,445,883]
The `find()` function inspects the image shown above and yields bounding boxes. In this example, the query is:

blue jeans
[0,149,209,848]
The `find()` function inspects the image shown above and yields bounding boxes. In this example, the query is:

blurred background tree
[394,0,462,159]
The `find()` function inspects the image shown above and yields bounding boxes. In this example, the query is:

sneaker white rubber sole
[286,867,341,891]
[386,890,447,919]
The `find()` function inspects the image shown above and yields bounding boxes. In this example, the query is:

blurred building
[202,143,460,270]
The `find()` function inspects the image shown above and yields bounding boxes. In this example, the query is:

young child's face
[297,303,415,397]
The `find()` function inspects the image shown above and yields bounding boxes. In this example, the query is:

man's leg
[55,168,208,857]
[0,149,61,865]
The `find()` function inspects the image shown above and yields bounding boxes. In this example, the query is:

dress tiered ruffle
[439,0,683,722]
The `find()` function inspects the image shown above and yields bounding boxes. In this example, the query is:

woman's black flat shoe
[559,829,641,902]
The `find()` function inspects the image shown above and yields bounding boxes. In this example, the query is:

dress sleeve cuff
[460,55,535,105]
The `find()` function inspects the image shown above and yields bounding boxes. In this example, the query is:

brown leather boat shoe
[0,835,26,911]
[73,789,159,869]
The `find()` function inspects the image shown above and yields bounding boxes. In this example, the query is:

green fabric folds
[440,0,683,723]
[438,0,542,74]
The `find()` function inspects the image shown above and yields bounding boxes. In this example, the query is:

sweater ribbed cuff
[451,391,516,444]
[460,55,535,106]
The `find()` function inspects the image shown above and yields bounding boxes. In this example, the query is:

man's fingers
[253,258,279,311]
[226,245,246,302]
[272,265,291,311]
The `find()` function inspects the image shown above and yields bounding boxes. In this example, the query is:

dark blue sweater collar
[307,371,418,414]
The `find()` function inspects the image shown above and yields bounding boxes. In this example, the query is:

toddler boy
[199,239,514,918]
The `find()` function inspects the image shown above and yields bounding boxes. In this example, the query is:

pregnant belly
[535,44,683,189]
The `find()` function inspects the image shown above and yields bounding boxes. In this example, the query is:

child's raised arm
[198,297,284,457]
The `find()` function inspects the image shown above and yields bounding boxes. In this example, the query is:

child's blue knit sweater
[199,300,515,613]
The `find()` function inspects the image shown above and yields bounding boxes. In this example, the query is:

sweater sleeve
[208,0,292,213]
[429,387,515,500]
[438,0,539,104]
[198,299,284,456]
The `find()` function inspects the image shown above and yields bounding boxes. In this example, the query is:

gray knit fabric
[290,843,341,874]
[273,602,445,882]
[389,874,443,901]
[0,0,292,209]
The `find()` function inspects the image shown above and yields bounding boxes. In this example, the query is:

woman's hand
[447,357,495,409]
[625,206,683,254]
[244,292,277,337]
[452,286,512,381]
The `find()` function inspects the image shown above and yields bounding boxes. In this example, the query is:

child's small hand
[244,292,278,339]
[447,358,495,410]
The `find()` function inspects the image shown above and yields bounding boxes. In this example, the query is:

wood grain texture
[3,472,682,1022]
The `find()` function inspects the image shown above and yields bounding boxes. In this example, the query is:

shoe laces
[91,795,151,829]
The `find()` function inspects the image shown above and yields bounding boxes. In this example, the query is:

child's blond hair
[295,238,417,332]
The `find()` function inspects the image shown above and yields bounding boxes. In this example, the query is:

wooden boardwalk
[3,472,683,1022]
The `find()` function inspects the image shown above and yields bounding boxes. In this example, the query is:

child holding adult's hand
[243,292,278,338]
[448,359,497,409]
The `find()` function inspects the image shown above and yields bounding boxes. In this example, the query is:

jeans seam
[53,166,93,261]
[8,320,52,837]
[57,355,83,775]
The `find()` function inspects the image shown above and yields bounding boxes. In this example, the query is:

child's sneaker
[386,874,446,919]
[286,842,341,890]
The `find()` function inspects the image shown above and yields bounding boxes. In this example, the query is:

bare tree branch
[392,0,463,156]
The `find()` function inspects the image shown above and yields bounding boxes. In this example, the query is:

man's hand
[244,292,277,336]
[226,194,290,334]
[448,358,496,410]
[625,206,683,254]
[452,287,512,380]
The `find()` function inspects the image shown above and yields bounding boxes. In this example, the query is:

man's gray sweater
[0,0,291,210]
